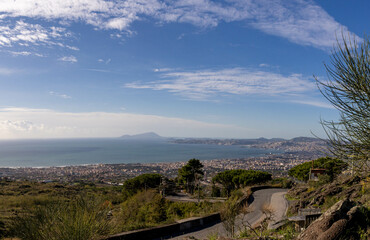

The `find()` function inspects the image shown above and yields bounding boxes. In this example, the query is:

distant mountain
[120,132,166,140]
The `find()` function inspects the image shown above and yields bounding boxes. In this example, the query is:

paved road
[168,188,287,240]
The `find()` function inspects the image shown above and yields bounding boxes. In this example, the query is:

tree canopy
[212,169,271,196]
[288,157,348,181]
[316,34,370,174]
[178,159,204,193]
[122,173,163,198]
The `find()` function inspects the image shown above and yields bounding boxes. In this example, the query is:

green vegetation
[268,177,294,188]
[178,158,204,193]
[0,180,122,239]
[9,196,113,240]
[118,190,221,231]
[0,177,222,240]
[315,34,370,174]
[288,157,348,181]
[121,173,163,199]
[212,169,271,196]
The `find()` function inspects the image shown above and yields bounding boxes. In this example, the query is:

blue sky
[0,0,368,139]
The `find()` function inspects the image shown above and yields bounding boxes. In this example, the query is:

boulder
[297,199,354,240]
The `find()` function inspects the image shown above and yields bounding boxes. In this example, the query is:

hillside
[286,174,369,240]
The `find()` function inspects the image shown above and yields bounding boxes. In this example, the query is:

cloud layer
[126,67,316,99]
[0,0,358,50]
[0,107,251,139]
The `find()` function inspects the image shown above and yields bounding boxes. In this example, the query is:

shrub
[9,196,114,240]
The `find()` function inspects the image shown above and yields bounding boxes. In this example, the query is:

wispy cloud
[0,20,69,47]
[58,55,77,63]
[153,68,172,72]
[66,45,79,51]
[291,99,334,109]
[126,67,316,100]
[84,68,113,73]
[98,58,111,64]
[0,67,16,75]
[0,0,359,50]
[49,91,72,99]
[9,51,44,57]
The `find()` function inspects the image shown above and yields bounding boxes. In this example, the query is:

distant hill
[120,132,166,140]
[290,137,323,142]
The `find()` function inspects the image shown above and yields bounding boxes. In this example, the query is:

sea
[0,138,281,168]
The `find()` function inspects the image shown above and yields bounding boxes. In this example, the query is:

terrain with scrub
[0,180,222,240]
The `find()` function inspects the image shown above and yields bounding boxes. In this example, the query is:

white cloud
[9,51,44,57]
[153,68,172,72]
[105,17,133,31]
[291,99,334,109]
[259,63,269,67]
[0,0,360,50]
[0,107,251,139]
[58,55,77,63]
[49,91,72,99]
[126,67,316,100]
[0,120,44,132]
[66,45,79,51]
[0,20,69,47]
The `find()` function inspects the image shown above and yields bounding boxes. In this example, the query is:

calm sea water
[0,138,280,167]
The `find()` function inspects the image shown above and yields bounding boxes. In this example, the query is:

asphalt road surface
[168,188,288,240]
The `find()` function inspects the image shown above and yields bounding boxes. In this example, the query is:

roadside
[168,188,288,240]
[267,190,288,229]
[165,192,226,203]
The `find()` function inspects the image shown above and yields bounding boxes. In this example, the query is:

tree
[178,159,204,194]
[212,169,271,196]
[122,173,162,199]
[316,34,370,174]
[288,157,347,181]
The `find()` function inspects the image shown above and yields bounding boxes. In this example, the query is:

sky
[0,0,368,139]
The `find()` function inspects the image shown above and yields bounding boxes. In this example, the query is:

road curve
[167,188,287,240]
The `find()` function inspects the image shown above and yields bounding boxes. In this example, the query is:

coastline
[0,151,321,183]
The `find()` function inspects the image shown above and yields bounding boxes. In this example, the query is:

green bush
[122,173,163,199]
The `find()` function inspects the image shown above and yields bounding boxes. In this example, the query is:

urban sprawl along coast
[0,137,325,183]
[0,155,307,183]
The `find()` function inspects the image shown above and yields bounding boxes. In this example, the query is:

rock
[316,219,348,240]
[340,175,361,186]
[338,185,361,200]
[297,199,354,240]
[288,186,308,197]
[322,186,342,196]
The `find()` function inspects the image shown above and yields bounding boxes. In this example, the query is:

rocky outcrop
[287,175,363,215]
[297,199,364,240]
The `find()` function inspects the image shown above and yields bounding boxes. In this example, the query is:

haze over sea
[0,138,279,168]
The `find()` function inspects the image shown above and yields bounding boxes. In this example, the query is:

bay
[0,138,280,167]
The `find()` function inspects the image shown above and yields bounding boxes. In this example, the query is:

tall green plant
[10,196,114,240]
[316,34,370,174]
[178,159,204,194]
